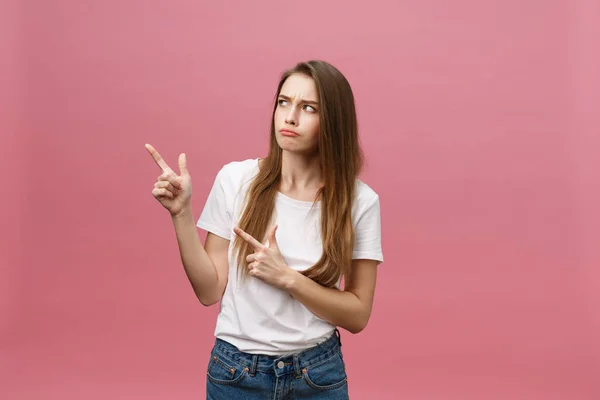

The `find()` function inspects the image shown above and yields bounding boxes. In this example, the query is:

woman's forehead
[280,74,318,100]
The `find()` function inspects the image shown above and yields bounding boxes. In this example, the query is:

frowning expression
[273,73,320,154]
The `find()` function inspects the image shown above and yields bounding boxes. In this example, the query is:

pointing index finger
[234,227,264,250]
[145,143,171,171]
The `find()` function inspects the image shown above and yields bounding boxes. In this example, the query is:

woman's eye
[304,105,316,112]
[278,99,288,106]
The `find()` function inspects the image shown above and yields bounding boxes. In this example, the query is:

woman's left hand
[234,225,297,290]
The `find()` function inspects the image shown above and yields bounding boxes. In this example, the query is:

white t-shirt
[196,158,384,355]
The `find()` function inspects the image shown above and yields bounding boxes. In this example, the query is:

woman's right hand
[145,143,192,217]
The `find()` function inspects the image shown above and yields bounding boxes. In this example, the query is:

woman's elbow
[199,298,217,307]
[346,314,371,334]
[196,285,225,307]
[197,293,221,307]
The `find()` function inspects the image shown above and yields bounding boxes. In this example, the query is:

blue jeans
[206,329,349,399]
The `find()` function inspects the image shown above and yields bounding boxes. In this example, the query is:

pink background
[2,0,599,399]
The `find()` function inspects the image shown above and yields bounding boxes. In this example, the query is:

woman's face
[273,73,320,154]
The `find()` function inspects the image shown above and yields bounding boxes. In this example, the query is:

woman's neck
[279,151,322,191]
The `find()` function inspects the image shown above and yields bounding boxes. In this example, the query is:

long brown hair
[232,60,364,287]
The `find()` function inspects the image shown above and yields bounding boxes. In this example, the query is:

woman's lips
[280,129,299,137]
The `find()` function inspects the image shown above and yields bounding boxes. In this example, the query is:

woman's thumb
[268,225,279,248]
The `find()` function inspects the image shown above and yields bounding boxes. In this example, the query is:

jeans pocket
[302,352,348,391]
[206,351,248,386]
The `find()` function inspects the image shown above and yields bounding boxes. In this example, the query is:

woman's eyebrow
[278,94,319,105]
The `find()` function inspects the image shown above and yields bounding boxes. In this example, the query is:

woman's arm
[145,144,229,307]
[172,207,230,306]
[283,259,378,334]
[234,225,379,333]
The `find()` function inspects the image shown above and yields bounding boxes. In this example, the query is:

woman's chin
[277,138,318,155]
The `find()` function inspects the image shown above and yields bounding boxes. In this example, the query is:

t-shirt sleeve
[196,166,233,240]
[352,194,384,264]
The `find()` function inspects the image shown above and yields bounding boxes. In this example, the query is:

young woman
[146,60,383,399]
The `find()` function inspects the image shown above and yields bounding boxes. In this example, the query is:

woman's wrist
[281,268,301,292]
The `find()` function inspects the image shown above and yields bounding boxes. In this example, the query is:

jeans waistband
[212,329,342,376]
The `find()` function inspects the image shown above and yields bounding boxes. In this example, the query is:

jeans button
[277,361,284,369]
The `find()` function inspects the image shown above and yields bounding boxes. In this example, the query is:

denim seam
[206,369,249,386]
[207,357,249,386]
[213,351,250,372]
[302,371,347,391]
[301,352,347,391]
[303,349,340,370]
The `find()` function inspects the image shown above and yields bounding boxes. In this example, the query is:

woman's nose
[285,108,298,125]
